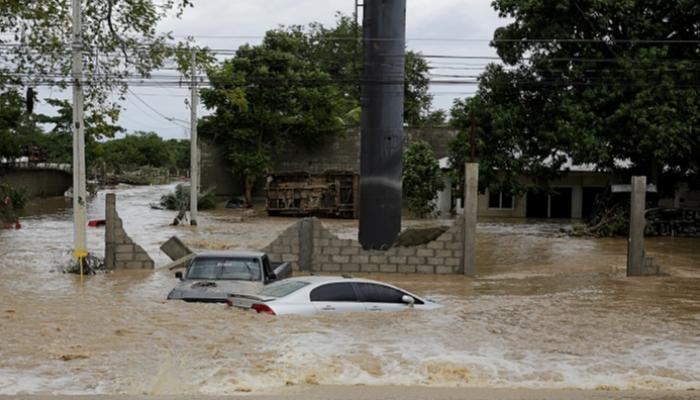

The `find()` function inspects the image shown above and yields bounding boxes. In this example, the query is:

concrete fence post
[463,163,479,276]
[627,176,646,276]
[105,193,116,269]
[299,218,313,272]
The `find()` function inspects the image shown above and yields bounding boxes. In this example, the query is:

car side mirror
[267,273,277,282]
[175,271,183,280]
[402,295,415,308]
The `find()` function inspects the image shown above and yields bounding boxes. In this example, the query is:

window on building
[488,190,514,209]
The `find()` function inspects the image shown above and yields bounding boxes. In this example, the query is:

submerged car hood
[167,279,263,302]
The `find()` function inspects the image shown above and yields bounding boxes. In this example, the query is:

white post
[463,163,478,276]
[71,0,88,258]
[189,49,199,226]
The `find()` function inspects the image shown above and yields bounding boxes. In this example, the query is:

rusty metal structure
[266,170,359,219]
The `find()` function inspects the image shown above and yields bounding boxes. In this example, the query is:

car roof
[280,275,389,285]
[195,251,266,259]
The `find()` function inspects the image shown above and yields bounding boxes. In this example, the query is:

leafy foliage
[450,0,700,191]
[403,140,444,217]
[160,184,215,211]
[0,182,27,223]
[200,28,348,203]
[101,132,188,173]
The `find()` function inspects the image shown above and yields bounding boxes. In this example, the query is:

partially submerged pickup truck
[167,251,292,302]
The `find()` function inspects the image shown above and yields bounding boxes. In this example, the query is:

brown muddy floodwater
[0,184,698,395]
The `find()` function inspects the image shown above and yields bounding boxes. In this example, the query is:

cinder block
[331,255,350,264]
[417,248,434,257]
[115,252,133,261]
[317,254,331,263]
[439,233,454,242]
[389,256,407,264]
[436,249,453,258]
[407,256,426,265]
[340,246,359,256]
[135,253,152,262]
[342,263,360,272]
[330,239,344,247]
[116,244,133,253]
[427,241,445,250]
[445,257,461,266]
[142,260,155,269]
[435,266,454,274]
[397,247,415,256]
[416,265,435,274]
[324,263,342,272]
[446,241,462,250]
[379,264,397,273]
[272,245,291,254]
[126,261,144,269]
[322,246,340,255]
[318,239,330,247]
[398,265,416,273]
[282,254,298,262]
[428,257,445,266]
[369,255,385,264]
[361,264,379,273]
[351,255,369,264]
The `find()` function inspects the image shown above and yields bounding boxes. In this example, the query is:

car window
[354,282,419,304]
[310,283,358,302]
[259,280,310,298]
[186,257,261,281]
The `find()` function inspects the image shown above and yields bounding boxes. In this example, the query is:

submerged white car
[227,276,441,315]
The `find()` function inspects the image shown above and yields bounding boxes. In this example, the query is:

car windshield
[186,257,261,281]
[259,280,310,298]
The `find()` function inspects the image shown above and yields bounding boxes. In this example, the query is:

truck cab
[167,251,292,302]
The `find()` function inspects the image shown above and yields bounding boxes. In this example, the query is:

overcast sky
[36,0,509,140]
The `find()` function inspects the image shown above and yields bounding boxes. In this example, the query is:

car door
[310,282,365,314]
[354,282,412,312]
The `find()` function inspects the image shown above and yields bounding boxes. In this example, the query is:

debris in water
[59,354,89,362]
[60,253,107,274]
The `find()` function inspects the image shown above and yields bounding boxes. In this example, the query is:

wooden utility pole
[71,0,88,259]
[189,49,199,226]
[627,176,646,276]
[463,163,479,276]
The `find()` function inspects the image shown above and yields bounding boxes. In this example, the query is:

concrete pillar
[571,186,583,219]
[298,218,313,272]
[437,175,452,216]
[105,193,116,269]
[463,163,478,276]
[627,176,646,276]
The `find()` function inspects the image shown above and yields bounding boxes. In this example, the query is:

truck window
[186,257,261,281]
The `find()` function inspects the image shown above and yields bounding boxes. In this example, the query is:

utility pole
[358,0,406,250]
[189,49,199,226]
[71,0,88,260]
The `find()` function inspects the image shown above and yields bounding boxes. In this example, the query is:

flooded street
[0,184,699,395]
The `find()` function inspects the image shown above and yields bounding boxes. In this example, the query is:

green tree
[403,140,444,217]
[485,0,700,184]
[1,1,194,128]
[280,13,434,125]
[404,51,433,126]
[200,30,347,203]
[0,90,24,159]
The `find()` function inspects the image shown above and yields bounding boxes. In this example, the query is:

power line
[127,88,189,128]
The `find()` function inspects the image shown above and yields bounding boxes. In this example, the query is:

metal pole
[358,0,406,249]
[627,176,646,276]
[189,49,199,226]
[71,0,88,260]
[463,163,478,276]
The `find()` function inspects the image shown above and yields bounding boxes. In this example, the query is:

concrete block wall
[105,193,155,269]
[263,218,465,274]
